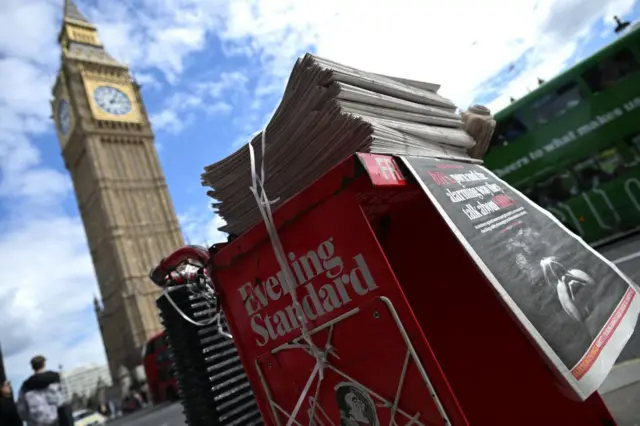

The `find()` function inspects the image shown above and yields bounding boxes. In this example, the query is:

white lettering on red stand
[357,153,407,187]
[237,237,379,346]
[225,157,453,426]
[376,156,404,182]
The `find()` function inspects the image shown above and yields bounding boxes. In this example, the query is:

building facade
[51,0,184,379]
[61,364,112,401]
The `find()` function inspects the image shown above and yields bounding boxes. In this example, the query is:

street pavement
[600,232,640,282]
[575,235,640,425]
[603,381,640,426]
[601,235,640,363]
[109,403,186,426]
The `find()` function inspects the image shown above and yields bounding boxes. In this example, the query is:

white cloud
[0,0,108,387]
[194,71,249,98]
[206,101,233,115]
[134,72,162,90]
[96,0,634,142]
[150,71,243,134]
[179,208,228,247]
[485,0,637,112]
[0,0,59,68]
[0,213,106,384]
[88,0,638,134]
[213,0,637,113]
[92,0,224,84]
[151,108,194,134]
[0,58,54,120]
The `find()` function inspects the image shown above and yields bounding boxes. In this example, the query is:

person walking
[16,355,64,426]
[0,380,23,426]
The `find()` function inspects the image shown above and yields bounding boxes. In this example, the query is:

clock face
[93,85,132,116]
[58,99,71,135]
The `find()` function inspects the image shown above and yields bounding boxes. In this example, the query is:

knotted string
[161,265,232,338]
[248,129,329,425]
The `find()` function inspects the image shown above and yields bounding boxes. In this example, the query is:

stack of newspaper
[202,54,495,236]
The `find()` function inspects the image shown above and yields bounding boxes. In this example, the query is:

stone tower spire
[51,0,184,379]
[63,0,91,24]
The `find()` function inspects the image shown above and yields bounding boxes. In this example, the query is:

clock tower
[52,0,184,379]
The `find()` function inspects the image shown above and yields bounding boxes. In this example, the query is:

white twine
[248,129,329,425]
[162,286,218,327]
[246,133,433,426]
[161,266,232,339]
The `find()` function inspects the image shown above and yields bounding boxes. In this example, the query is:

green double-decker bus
[484,23,640,246]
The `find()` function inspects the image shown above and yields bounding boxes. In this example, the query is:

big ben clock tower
[52,0,184,379]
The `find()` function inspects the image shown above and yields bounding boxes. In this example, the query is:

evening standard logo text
[238,237,378,346]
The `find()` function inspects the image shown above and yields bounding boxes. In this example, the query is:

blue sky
[0,0,639,390]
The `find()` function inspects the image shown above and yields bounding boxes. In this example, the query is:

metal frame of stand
[254,296,450,426]
[157,284,264,426]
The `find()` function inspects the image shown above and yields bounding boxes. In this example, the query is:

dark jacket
[17,371,63,426]
[0,394,23,426]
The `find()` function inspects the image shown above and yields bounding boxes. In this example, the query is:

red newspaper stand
[207,153,618,426]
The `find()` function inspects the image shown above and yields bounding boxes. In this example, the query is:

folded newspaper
[202,53,496,236]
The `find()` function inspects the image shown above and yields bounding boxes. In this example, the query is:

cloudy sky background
[0,0,639,388]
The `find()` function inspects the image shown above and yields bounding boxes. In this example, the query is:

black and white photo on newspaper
[400,155,640,399]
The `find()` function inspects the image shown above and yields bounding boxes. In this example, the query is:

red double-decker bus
[142,331,179,404]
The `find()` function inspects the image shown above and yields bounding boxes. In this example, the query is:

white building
[61,363,112,401]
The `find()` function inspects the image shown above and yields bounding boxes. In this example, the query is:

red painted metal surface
[206,153,617,425]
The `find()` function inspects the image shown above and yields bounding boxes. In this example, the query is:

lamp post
[0,342,6,383]
[614,15,631,34]
[59,364,69,403]
[58,364,75,426]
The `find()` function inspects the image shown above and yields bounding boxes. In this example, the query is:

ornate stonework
[53,0,184,378]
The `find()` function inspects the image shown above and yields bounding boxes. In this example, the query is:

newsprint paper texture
[400,155,640,399]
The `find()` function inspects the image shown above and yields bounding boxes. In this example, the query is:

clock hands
[105,90,122,108]
[94,86,131,115]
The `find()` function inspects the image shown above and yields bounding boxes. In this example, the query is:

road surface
[109,403,186,426]
[596,234,640,425]
[603,381,640,426]
[600,234,640,363]
[599,232,640,282]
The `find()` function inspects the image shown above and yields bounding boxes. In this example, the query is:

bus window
[522,187,540,204]
[582,48,640,93]
[156,348,171,364]
[627,132,640,154]
[144,334,165,357]
[573,154,617,190]
[490,115,529,148]
[535,171,579,206]
[596,147,624,179]
[624,132,640,166]
[528,81,583,125]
